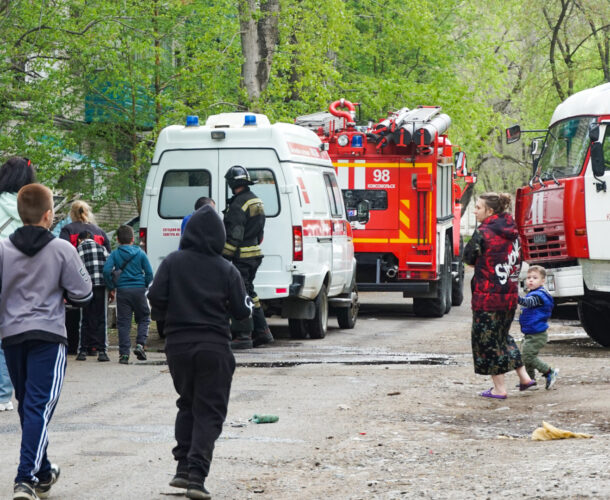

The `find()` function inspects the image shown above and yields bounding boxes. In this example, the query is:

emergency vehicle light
[292,226,303,261]
[351,135,363,148]
[139,227,147,253]
[186,115,199,127]
[244,114,257,126]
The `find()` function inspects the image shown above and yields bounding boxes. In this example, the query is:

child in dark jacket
[76,230,110,362]
[519,265,558,389]
[103,225,153,364]
[1,184,92,499]
[148,205,252,500]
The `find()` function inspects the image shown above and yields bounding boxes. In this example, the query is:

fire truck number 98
[373,169,390,183]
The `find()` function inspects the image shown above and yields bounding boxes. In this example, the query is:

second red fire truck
[508,82,610,347]
[297,99,476,317]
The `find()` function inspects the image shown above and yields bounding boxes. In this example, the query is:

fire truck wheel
[443,239,453,314]
[577,299,610,347]
[337,282,359,329]
[451,262,464,306]
[308,284,329,339]
[288,319,308,339]
[451,236,465,306]
[413,239,451,318]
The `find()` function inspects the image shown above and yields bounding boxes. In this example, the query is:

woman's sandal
[519,380,538,391]
[480,388,507,399]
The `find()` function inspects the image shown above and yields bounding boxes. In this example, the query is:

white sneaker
[0,400,14,411]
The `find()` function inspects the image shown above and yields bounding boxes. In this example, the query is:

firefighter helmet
[225,165,254,190]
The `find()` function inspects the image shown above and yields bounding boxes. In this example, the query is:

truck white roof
[152,113,332,166]
[550,82,610,126]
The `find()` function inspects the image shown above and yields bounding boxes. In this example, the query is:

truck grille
[523,224,567,262]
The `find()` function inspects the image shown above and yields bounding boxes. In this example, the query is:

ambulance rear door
[145,149,216,273]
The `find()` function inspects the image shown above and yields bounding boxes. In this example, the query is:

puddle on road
[138,355,455,368]
[237,357,453,368]
[138,348,456,369]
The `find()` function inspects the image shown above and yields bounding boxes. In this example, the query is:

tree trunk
[238,0,280,107]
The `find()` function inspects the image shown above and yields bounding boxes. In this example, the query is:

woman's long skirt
[471,309,523,375]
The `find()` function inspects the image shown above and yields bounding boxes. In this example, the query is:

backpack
[112,252,136,286]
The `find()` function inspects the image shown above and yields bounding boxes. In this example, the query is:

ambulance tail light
[139,227,147,253]
[292,225,303,261]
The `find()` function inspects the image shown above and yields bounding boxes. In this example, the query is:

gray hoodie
[0,225,93,346]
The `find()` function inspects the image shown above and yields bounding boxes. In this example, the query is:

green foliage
[1,0,608,207]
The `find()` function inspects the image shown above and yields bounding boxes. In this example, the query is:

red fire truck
[507,83,610,347]
[296,99,476,317]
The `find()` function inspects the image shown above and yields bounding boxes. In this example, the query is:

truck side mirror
[348,200,370,224]
[590,142,605,177]
[454,151,467,176]
[506,125,521,144]
[589,123,600,142]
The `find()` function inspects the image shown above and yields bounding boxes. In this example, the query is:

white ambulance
[140,112,362,338]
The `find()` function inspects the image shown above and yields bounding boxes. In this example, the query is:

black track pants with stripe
[4,340,66,484]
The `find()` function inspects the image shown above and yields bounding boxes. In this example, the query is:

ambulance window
[342,189,388,210]
[324,174,343,217]
[248,169,279,217]
[159,170,211,218]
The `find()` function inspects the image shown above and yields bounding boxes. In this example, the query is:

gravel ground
[0,270,608,499]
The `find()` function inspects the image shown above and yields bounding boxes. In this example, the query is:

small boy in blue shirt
[103,225,153,364]
[518,265,558,389]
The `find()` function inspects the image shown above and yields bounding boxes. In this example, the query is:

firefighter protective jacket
[222,187,265,259]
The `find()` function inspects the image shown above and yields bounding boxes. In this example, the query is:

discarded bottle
[251,414,279,424]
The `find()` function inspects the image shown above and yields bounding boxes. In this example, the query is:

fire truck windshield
[537,116,596,179]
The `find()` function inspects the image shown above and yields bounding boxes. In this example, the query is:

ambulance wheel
[337,282,359,329]
[578,298,610,347]
[288,319,308,339]
[308,285,328,339]
[452,236,465,306]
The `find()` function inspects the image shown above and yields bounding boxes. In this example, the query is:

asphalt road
[0,271,608,499]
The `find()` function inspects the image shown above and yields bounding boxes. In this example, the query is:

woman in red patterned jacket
[464,193,535,399]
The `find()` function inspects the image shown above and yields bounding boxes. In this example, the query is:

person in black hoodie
[148,205,252,500]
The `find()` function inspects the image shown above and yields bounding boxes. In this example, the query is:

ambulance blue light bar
[244,115,257,126]
[186,115,199,127]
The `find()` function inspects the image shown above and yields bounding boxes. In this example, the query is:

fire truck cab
[509,82,610,346]
[297,100,476,317]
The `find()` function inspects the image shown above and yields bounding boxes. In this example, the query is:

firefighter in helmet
[222,165,274,349]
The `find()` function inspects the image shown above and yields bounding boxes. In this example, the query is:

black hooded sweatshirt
[147,205,251,349]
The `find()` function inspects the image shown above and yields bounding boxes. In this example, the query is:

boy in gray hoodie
[0,184,92,500]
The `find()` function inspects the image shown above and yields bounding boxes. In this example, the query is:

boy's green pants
[522,331,550,379]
